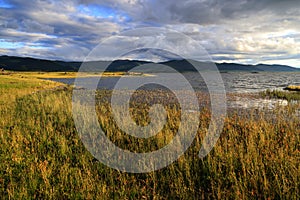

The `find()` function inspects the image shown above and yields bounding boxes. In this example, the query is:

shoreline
[8,71,153,79]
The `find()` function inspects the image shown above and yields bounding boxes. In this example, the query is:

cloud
[80,0,300,25]
[0,0,124,60]
[0,0,299,67]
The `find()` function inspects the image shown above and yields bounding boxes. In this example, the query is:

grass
[0,73,63,106]
[260,89,300,101]
[9,71,147,79]
[0,76,299,199]
[285,85,300,91]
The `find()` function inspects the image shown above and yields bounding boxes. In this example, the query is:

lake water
[48,72,300,110]
[48,72,300,93]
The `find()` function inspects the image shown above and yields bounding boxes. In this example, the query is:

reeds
[0,82,299,199]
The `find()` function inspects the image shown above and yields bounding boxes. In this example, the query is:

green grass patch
[0,74,63,106]
[260,89,300,101]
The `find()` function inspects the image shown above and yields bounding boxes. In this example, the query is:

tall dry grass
[0,82,299,199]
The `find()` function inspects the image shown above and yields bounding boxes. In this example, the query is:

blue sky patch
[77,4,131,22]
[0,40,24,49]
[0,0,13,8]
[78,4,117,18]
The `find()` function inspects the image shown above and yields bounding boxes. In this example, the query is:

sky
[0,0,299,67]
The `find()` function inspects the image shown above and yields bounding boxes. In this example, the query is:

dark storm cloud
[80,0,300,24]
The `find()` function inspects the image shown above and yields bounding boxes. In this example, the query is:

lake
[48,72,300,93]
[47,72,300,110]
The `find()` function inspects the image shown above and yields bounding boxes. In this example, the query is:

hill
[0,55,79,71]
[0,55,299,72]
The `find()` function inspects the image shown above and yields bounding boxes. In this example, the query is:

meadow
[8,71,146,79]
[0,73,299,199]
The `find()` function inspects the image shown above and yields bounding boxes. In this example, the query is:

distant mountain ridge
[0,55,299,72]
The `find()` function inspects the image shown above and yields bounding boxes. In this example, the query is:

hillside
[0,55,299,72]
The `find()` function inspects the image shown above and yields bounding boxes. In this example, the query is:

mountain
[216,63,299,72]
[0,55,79,71]
[0,55,150,72]
[253,64,298,72]
[0,55,299,72]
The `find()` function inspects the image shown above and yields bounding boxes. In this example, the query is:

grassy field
[0,73,63,106]
[7,71,147,79]
[0,74,299,199]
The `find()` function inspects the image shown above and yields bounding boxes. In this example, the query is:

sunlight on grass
[0,76,299,199]
[0,74,63,106]
[10,71,147,79]
[285,85,300,91]
[260,89,300,101]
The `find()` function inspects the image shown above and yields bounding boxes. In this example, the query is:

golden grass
[9,71,148,79]
[285,85,300,91]
[0,76,299,199]
[0,73,63,106]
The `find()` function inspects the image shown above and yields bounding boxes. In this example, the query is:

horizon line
[0,54,299,69]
